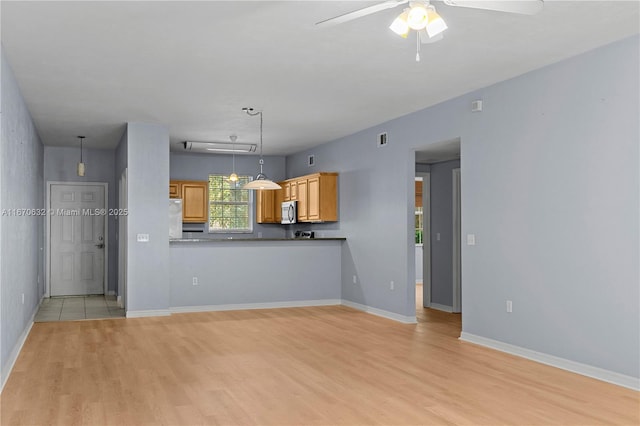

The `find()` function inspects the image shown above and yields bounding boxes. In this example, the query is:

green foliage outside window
[208,175,253,232]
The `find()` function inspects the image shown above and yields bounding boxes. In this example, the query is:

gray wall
[287,36,639,379]
[125,123,170,312]
[44,146,117,293]
[170,241,341,307]
[114,129,127,298]
[1,48,44,385]
[170,152,286,238]
[429,160,460,307]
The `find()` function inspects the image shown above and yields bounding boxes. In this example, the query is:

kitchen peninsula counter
[170,237,346,243]
[169,237,343,310]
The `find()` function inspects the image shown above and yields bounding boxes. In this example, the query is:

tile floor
[34,295,125,322]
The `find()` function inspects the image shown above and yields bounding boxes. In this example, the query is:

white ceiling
[2,1,638,155]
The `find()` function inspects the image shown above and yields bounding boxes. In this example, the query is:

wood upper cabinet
[281,181,291,201]
[256,172,338,224]
[290,180,297,201]
[296,178,308,221]
[296,172,338,223]
[415,180,423,208]
[256,189,282,224]
[169,180,208,223]
[169,182,180,199]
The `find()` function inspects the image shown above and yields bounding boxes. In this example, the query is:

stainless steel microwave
[281,201,297,224]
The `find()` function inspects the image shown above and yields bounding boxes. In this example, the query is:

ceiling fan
[316,0,543,61]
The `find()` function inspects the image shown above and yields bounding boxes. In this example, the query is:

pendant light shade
[241,108,281,190]
[77,136,86,177]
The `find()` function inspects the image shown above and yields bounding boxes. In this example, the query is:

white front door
[50,184,105,296]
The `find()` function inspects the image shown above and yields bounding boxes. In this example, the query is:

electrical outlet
[390,281,395,290]
[467,234,476,245]
[353,275,357,284]
[21,293,25,304]
[506,300,513,313]
[436,233,441,241]
[192,277,199,286]
[258,232,263,238]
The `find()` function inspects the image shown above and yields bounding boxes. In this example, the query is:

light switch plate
[137,233,150,242]
[467,234,476,245]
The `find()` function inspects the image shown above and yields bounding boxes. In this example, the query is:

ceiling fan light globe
[407,5,428,30]
[229,172,238,182]
[389,11,410,37]
[426,8,447,37]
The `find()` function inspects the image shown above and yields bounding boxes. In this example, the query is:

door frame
[417,172,431,308]
[45,181,109,297]
[117,169,127,310]
[452,168,461,313]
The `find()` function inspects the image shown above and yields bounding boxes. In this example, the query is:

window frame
[207,174,254,234]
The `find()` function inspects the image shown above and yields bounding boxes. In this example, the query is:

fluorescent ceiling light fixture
[182,141,257,153]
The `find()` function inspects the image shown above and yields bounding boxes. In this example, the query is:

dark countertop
[170,237,346,243]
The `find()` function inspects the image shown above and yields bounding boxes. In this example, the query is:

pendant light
[77,136,86,177]
[241,108,281,190]
[228,135,239,186]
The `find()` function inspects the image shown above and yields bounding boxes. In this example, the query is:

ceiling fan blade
[419,30,444,44]
[442,0,543,15]
[315,0,409,27]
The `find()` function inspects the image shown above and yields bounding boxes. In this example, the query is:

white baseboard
[459,332,639,391]
[341,300,417,324]
[430,303,453,313]
[126,309,172,318]
[171,299,341,314]
[1,296,42,393]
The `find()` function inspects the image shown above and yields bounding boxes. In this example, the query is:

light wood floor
[1,295,638,425]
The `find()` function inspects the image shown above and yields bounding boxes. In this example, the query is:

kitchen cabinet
[169,180,208,223]
[169,182,180,199]
[415,180,423,208]
[295,172,337,223]
[256,189,282,224]
[296,178,308,220]
[281,181,291,201]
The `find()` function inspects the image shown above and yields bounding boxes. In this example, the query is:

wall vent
[308,155,315,167]
[377,132,388,147]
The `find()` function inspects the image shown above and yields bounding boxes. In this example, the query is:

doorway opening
[414,139,461,325]
[46,182,108,297]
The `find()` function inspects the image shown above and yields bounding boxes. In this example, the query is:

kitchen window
[208,175,253,232]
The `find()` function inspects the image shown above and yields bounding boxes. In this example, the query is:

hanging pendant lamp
[241,108,281,190]
[228,134,239,186]
[77,136,86,176]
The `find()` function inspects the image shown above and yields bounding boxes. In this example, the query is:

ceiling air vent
[377,132,388,147]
